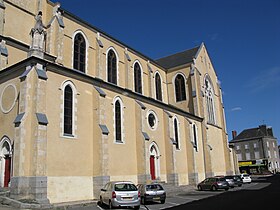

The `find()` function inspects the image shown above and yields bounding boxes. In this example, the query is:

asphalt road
[166,174,280,210]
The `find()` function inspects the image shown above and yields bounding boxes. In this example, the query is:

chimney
[267,127,274,137]
[232,130,237,139]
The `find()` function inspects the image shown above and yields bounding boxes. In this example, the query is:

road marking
[166,201,180,205]
[96,205,104,210]
[176,196,199,200]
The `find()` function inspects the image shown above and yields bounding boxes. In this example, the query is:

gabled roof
[230,125,275,142]
[155,45,200,69]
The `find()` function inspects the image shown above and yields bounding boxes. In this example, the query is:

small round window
[147,111,158,130]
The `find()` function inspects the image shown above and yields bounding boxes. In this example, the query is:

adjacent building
[230,125,280,174]
[0,0,236,205]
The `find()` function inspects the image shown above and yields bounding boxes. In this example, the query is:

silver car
[137,183,166,204]
[99,181,140,209]
[224,175,235,188]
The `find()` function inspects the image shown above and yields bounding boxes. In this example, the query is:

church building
[0,0,237,205]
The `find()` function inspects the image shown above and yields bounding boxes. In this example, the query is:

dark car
[224,175,236,188]
[232,175,243,187]
[197,177,229,191]
[137,183,166,204]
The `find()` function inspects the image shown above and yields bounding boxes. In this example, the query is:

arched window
[174,118,180,150]
[64,85,73,135]
[204,76,216,124]
[192,123,198,151]
[155,73,162,101]
[73,33,86,72]
[134,62,142,94]
[107,49,117,84]
[114,100,122,142]
[175,74,186,102]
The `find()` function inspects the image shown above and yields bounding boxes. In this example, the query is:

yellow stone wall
[0,0,236,204]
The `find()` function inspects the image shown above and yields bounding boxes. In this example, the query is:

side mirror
[101,188,106,192]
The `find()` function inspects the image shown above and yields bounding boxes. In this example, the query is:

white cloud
[231,107,242,112]
[246,66,280,92]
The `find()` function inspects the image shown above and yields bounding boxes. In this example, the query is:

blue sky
[55,0,280,143]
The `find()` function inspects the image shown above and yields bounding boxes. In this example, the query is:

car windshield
[146,184,163,190]
[243,174,250,177]
[114,183,137,191]
[217,178,226,181]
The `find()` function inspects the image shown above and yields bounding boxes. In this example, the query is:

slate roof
[230,125,275,142]
[155,46,200,69]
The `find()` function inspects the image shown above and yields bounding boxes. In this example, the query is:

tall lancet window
[73,33,86,72]
[134,62,142,94]
[174,74,186,102]
[155,73,162,101]
[204,76,216,124]
[64,85,73,135]
[107,49,117,84]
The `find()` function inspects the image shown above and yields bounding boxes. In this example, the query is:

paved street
[0,175,277,210]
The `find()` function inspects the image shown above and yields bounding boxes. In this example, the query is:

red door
[4,157,11,187]
[150,155,155,180]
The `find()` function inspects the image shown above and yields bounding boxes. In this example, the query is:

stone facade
[0,0,237,204]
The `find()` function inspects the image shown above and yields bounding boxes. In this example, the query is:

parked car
[224,175,237,188]
[197,177,229,191]
[240,173,252,184]
[232,175,243,187]
[137,183,166,204]
[99,181,140,209]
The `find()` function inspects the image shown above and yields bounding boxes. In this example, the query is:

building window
[192,123,198,151]
[245,144,249,149]
[114,100,122,142]
[173,118,180,150]
[134,62,142,94]
[174,74,186,102]
[64,85,73,135]
[204,75,216,124]
[237,153,242,161]
[107,49,117,85]
[147,110,158,130]
[73,33,86,72]
[268,150,271,158]
[236,145,240,150]
[254,151,260,159]
[155,72,162,101]
[245,152,251,160]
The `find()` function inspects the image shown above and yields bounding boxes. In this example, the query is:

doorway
[0,137,12,187]
[149,142,160,180]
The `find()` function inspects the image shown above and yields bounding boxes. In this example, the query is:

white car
[99,181,140,209]
[240,173,252,184]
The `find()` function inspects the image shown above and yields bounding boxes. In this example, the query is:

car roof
[108,181,134,185]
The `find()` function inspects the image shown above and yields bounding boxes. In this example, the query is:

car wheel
[198,185,202,191]
[141,197,146,205]
[211,185,217,191]
[99,196,103,205]
[238,184,242,187]
[109,200,114,209]
[225,188,229,191]
[160,199,165,204]
[134,205,140,210]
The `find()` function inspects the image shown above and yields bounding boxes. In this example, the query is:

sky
[55,0,280,143]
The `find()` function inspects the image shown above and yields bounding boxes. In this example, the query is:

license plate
[153,197,160,200]
[122,197,132,200]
